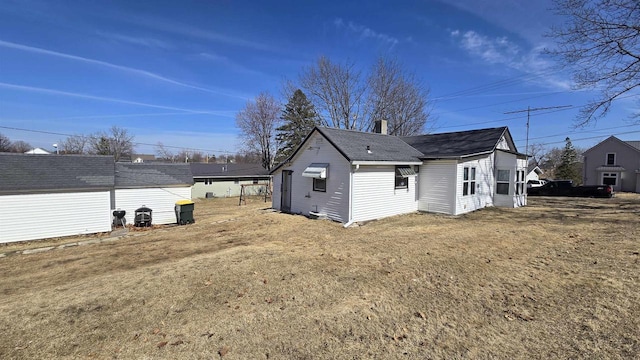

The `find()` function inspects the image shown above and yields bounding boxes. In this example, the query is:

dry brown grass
[0,195,638,359]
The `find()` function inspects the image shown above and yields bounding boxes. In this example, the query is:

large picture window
[463,166,476,196]
[496,169,510,195]
[602,172,617,186]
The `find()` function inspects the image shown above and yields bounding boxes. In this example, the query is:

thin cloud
[0,82,230,114]
[0,39,247,100]
[334,18,399,47]
[199,52,266,76]
[95,31,172,50]
[450,30,571,90]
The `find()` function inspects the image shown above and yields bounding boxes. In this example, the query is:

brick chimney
[374,120,388,135]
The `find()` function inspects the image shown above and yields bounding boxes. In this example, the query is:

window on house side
[602,172,617,186]
[496,169,510,195]
[313,178,326,192]
[463,166,476,196]
[395,165,412,189]
[516,170,525,195]
[253,179,259,184]
[606,153,615,165]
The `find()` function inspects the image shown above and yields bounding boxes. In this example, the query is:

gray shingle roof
[625,141,640,151]
[115,163,193,188]
[402,127,509,158]
[0,153,115,193]
[317,127,424,162]
[190,163,270,177]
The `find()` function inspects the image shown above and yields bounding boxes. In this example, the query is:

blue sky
[1,0,639,157]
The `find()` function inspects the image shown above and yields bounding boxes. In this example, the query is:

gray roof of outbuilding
[115,163,193,188]
[190,163,270,177]
[402,127,509,158]
[625,141,640,151]
[317,127,424,162]
[0,153,115,193]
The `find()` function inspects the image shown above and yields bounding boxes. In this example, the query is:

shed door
[281,170,293,213]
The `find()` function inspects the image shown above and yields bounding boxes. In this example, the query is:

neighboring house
[114,163,193,225]
[24,147,51,154]
[131,154,156,163]
[0,153,114,244]
[190,163,271,198]
[526,163,544,182]
[583,136,640,192]
[271,124,527,224]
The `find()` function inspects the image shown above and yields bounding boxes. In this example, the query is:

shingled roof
[0,153,114,194]
[190,163,270,177]
[115,163,193,188]
[402,127,511,159]
[316,127,424,163]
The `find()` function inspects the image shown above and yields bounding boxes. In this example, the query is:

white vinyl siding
[0,191,112,244]
[418,160,457,214]
[114,187,192,225]
[454,156,495,215]
[351,166,418,222]
[494,151,527,208]
[272,132,351,223]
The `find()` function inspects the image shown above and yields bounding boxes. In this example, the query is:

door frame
[281,170,293,213]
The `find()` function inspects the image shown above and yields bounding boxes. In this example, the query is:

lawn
[0,195,638,359]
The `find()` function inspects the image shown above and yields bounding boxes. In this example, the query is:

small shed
[0,153,114,243]
[114,163,193,225]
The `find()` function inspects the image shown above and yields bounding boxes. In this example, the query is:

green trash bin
[175,200,195,225]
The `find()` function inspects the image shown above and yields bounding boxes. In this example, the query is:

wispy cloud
[450,30,571,90]
[95,31,172,50]
[0,82,231,114]
[0,39,247,99]
[123,15,276,53]
[199,52,266,76]
[334,18,399,47]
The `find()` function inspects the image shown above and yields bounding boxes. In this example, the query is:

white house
[113,163,193,225]
[0,153,115,244]
[526,163,544,182]
[271,125,527,225]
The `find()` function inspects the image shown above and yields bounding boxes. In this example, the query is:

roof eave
[351,160,423,165]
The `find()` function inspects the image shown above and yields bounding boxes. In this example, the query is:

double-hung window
[496,169,510,195]
[463,166,476,196]
[606,153,616,166]
[516,170,525,195]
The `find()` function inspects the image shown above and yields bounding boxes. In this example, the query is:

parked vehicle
[527,179,547,188]
[527,180,613,198]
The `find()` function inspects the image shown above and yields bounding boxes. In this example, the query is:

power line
[0,125,236,155]
[504,105,573,159]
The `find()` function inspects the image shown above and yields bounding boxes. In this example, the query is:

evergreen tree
[555,137,582,184]
[274,89,320,163]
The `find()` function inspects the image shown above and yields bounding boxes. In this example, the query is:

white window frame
[516,169,525,195]
[395,165,411,189]
[606,153,616,166]
[496,169,510,195]
[602,172,617,186]
[463,166,476,196]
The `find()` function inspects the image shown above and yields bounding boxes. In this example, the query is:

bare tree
[366,57,432,135]
[0,133,12,152]
[155,142,177,162]
[300,56,367,130]
[11,140,32,153]
[61,134,88,154]
[547,0,640,126]
[235,92,280,170]
[88,126,134,161]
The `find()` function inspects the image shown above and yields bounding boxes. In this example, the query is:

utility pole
[504,105,572,162]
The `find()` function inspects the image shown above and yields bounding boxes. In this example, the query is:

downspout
[343,164,359,228]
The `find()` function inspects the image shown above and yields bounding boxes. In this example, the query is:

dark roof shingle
[115,163,193,187]
[190,163,270,177]
[0,153,114,193]
[317,127,423,162]
[402,127,509,158]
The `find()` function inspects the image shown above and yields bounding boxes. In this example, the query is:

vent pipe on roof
[374,120,387,135]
